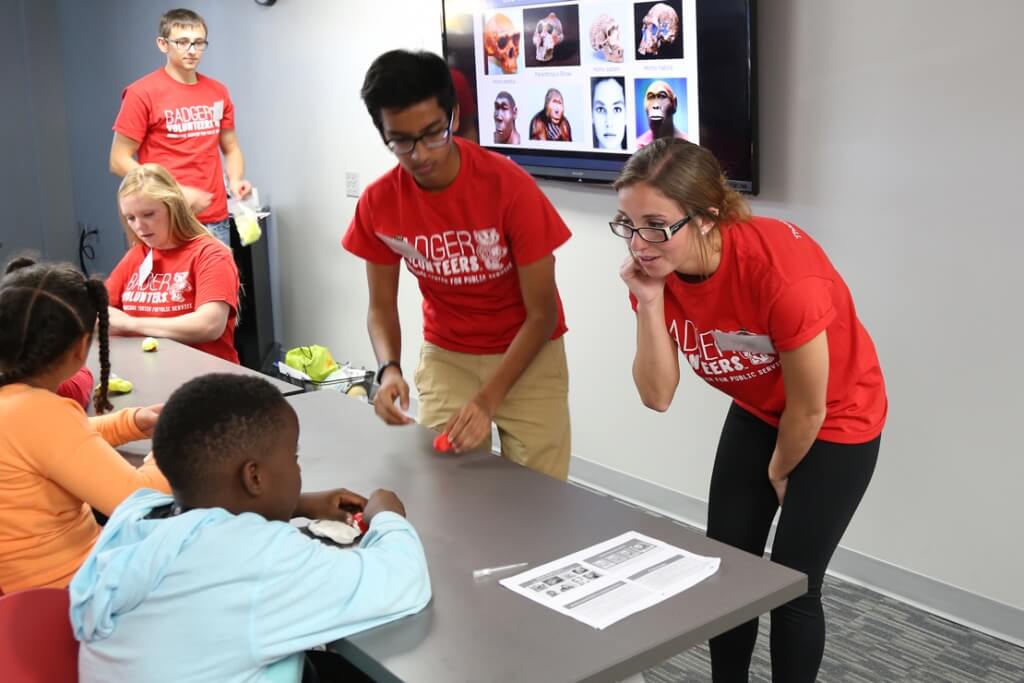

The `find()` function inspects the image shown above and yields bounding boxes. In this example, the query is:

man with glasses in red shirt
[110,8,252,246]
[343,50,573,480]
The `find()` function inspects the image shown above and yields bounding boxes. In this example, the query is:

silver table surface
[87,336,300,411]
[289,390,807,683]
[87,337,300,458]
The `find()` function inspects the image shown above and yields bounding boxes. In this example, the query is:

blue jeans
[204,218,232,246]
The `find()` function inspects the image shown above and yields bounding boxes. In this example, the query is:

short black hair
[153,374,290,497]
[360,50,456,137]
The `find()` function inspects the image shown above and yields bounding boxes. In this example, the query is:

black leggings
[707,403,880,682]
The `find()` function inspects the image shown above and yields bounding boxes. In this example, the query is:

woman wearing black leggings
[611,138,887,682]
[709,403,879,680]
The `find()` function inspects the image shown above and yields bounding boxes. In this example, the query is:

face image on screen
[443,0,757,191]
[591,76,626,149]
[528,87,574,142]
[635,77,689,147]
[492,90,521,145]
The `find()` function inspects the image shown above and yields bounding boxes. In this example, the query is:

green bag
[284,345,339,383]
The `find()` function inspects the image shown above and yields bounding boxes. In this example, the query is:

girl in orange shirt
[0,258,169,593]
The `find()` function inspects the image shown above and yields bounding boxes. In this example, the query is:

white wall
[53,0,1024,621]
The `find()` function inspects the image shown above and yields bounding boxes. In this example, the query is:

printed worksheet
[500,531,720,630]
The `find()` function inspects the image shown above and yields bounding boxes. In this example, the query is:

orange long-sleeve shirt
[0,383,170,593]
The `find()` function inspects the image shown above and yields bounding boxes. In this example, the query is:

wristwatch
[376,360,402,385]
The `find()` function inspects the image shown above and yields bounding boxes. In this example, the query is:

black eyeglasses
[608,215,693,243]
[386,113,455,155]
[161,37,209,52]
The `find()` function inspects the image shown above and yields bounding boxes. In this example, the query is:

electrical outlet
[345,172,360,198]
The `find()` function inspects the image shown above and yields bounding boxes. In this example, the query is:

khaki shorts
[414,337,571,480]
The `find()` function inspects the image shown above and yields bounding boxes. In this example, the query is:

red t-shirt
[113,69,234,223]
[632,216,887,444]
[56,367,94,411]
[342,137,571,354]
[449,67,477,131]
[106,237,240,363]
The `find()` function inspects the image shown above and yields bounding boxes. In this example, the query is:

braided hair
[0,257,112,413]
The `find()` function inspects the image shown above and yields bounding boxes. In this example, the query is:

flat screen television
[442,0,758,193]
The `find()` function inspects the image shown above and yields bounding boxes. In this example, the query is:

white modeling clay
[307,519,361,545]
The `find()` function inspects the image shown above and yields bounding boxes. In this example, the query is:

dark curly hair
[0,257,111,412]
[152,373,290,497]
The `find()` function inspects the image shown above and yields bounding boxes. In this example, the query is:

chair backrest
[0,587,78,682]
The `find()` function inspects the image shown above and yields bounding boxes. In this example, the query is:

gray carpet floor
[643,573,1024,682]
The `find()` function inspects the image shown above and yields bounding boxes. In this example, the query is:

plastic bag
[232,200,262,246]
[284,345,339,383]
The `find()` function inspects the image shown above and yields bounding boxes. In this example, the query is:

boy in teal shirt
[70,373,431,682]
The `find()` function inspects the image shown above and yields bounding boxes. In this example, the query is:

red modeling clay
[433,432,453,452]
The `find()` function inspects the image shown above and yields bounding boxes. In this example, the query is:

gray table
[87,337,301,460]
[289,390,806,683]
[86,336,300,411]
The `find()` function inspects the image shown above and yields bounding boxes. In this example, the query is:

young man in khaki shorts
[342,50,572,479]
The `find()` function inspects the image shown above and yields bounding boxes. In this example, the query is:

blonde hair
[614,138,750,275]
[117,164,211,247]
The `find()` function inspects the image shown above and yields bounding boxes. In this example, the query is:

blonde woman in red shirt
[106,163,240,363]
[613,138,886,682]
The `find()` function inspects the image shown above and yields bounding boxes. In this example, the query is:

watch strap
[376,360,402,385]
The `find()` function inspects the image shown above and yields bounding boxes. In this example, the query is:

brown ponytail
[613,138,750,277]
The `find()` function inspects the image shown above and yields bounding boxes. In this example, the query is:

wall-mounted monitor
[443,0,758,192]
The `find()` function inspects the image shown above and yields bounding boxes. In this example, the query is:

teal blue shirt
[70,489,431,683]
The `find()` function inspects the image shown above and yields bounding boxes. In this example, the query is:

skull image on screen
[532,12,564,63]
[484,13,520,74]
[590,14,623,63]
[638,3,680,56]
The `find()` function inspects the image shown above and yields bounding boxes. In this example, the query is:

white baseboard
[568,456,1024,649]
